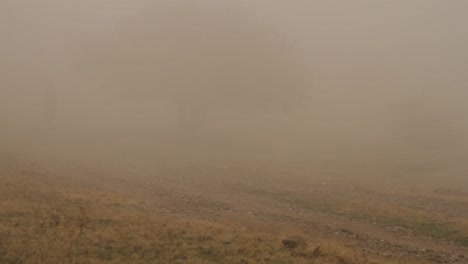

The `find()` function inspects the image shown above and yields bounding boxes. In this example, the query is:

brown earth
[1,157,467,263]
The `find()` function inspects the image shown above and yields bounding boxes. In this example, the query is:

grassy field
[0,158,467,263]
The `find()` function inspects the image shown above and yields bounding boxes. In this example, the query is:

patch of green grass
[196,246,223,262]
[242,187,468,246]
[454,236,468,247]
[344,211,375,222]
[97,218,114,225]
[410,221,458,239]
[285,197,338,213]
[242,188,340,213]
[346,213,465,244]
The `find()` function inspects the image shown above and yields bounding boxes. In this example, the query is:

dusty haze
[2,0,468,182]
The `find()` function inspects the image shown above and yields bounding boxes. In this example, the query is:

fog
[2,0,468,181]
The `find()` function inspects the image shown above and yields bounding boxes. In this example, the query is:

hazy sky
[1,0,467,170]
[3,0,467,93]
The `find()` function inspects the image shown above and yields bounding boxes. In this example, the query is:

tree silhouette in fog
[78,1,310,144]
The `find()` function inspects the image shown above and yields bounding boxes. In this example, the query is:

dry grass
[2,158,464,263]
[241,183,468,248]
[0,165,399,264]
